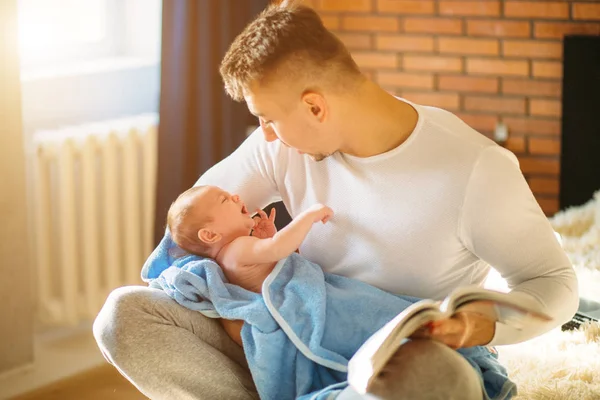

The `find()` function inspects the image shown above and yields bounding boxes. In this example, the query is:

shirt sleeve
[459,145,579,346]
[194,128,282,212]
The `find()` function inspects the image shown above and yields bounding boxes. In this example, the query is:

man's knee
[93,286,154,363]
[368,339,482,400]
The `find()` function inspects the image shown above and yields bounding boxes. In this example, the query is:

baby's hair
[167,186,213,257]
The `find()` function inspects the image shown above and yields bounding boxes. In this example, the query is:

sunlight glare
[18,0,107,60]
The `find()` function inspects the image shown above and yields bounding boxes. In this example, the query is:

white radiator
[31,114,158,327]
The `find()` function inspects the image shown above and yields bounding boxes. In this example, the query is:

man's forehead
[244,91,267,116]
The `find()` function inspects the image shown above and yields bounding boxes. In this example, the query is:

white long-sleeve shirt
[196,100,578,346]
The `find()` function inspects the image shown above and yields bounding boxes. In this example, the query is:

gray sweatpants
[93,286,484,400]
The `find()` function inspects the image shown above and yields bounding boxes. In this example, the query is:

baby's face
[194,186,255,237]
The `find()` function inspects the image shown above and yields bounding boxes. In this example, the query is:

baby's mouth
[241,205,248,214]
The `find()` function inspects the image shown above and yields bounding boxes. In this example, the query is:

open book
[347,285,553,394]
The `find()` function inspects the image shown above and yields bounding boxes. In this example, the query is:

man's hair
[167,186,213,257]
[219,0,362,101]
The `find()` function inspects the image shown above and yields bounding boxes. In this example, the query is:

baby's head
[167,185,255,257]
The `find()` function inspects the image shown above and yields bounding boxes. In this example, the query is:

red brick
[404,17,463,35]
[404,55,463,72]
[518,157,560,174]
[502,79,561,98]
[320,0,372,12]
[342,16,399,32]
[572,3,600,21]
[375,34,435,52]
[377,72,435,89]
[505,1,569,19]
[467,58,529,77]
[503,40,563,59]
[536,197,560,216]
[467,20,531,38]
[336,33,372,50]
[528,177,560,195]
[537,197,559,217]
[439,1,501,17]
[438,75,499,93]
[320,15,340,30]
[532,61,562,79]
[352,52,398,69]
[464,96,526,114]
[529,138,561,155]
[503,117,561,136]
[402,91,460,109]
[456,113,498,132]
[530,99,562,117]
[438,37,499,56]
[376,0,435,14]
[535,22,600,39]
[504,136,526,153]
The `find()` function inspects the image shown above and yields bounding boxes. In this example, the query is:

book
[347,285,553,394]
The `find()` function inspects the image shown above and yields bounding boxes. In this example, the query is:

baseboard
[0,328,106,399]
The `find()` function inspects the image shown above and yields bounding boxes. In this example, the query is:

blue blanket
[142,233,516,400]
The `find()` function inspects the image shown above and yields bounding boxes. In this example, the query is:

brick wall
[303,0,600,215]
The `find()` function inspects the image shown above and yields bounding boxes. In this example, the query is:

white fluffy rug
[494,191,600,400]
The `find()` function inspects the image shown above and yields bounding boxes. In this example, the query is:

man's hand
[252,208,277,239]
[411,301,497,349]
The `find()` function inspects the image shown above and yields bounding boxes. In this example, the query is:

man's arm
[194,128,282,212]
[459,146,578,346]
[227,204,333,266]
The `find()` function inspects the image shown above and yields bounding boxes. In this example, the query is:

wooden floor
[11,365,147,400]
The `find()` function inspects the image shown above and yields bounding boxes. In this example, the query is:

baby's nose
[232,195,240,203]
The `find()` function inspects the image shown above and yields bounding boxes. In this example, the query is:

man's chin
[309,153,331,162]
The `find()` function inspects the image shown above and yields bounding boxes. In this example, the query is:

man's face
[244,81,337,161]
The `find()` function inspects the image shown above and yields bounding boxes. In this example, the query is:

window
[18,0,116,70]
[18,0,162,136]
[18,0,161,73]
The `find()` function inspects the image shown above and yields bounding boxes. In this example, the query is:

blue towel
[142,233,516,400]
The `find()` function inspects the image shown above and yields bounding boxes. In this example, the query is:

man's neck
[338,81,418,158]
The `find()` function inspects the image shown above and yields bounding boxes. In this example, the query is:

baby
[166,185,333,293]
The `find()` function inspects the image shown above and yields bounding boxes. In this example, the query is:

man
[93,1,578,399]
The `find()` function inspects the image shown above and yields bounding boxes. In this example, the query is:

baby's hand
[307,204,334,224]
[252,208,277,239]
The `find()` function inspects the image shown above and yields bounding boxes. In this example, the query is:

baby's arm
[228,204,333,266]
[219,204,332,347]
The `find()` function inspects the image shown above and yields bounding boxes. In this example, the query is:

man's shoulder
[419,104,497,149]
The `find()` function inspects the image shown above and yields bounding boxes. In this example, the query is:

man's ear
[301,91,327,122]
[198,228,221,244]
